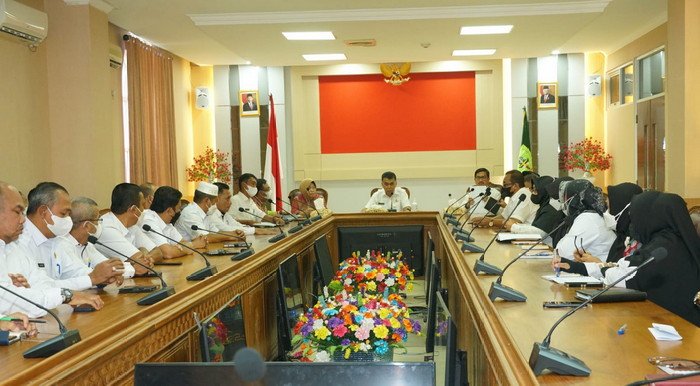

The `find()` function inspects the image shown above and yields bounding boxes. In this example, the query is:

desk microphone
[444,188,473,219]
[627,371,700,386]
[529,247,667,377]
[285,197,322,222]
[0,285,81,358]
[142,224,217,281]
[452,189,489,241]
[88,236,175,305]
[191,225,255,261]
[268,198,304,233]
[459,192,502,253]
[277,197,312,225]
[238,207,286,243]
[473,193,526,275]
[488,220,567,301]
[448,190,482,228]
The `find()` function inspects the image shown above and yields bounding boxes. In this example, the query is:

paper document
[541,274,602,285]
[496,233,541,242]
[522,250,554,259]
[648,323,683,341]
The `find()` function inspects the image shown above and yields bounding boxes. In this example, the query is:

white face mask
[246,186,258,197]
[44,208,73,237]
[88,223,103,239]
[561,195,575,216]
[549,198,562,211]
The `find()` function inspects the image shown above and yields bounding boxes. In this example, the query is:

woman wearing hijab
[602,191,700,326]
[511,176,565,243]
[291,178,323,215]
[553,179,616,261]
[546,177,573,245]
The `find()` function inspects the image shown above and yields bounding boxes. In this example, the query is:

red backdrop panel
[318,71,476,154]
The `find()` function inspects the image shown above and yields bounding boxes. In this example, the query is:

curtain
[125,36,178,187]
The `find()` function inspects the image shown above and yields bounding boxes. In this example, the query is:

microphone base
[288,224,303,234]
[186,265,218,281]
[529,342,591,376]
[231,248,255,261]
[444,213,455,219]
[455,232,475,243]
[23,329,81,358]
[301,219,312,226]
[473,259,503,275]
[137,286,175,306]
[268,232,287,243]
[488,281,527,302]
[446,218,460,227]
[310,215,322,222]
[461,243,485,253]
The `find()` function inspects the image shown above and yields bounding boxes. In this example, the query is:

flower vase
[332,347,394,362]
[582,171,596,184]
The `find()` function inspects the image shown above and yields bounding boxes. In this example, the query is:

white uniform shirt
[230,192,267,223]
[458,186,502,216]
[174,203,209,241]
[502,187,538,224]
[206,207,255,235]
[555,212,617,261]
[52,234,135,280]
[96,211,141,260]
[365,188,411,212]
[16,220,92,291]
[0,240,63,317]
[141,209,183,246]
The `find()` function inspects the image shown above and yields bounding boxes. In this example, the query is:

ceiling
[104,0,667,66]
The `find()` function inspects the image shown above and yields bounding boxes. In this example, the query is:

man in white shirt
[364,171,411,212]
[230,174,284,226]
[207,183,254,236]
[142,186,207,258]
[51,197,135,280]
[471,170,538,229]
[19,183,124,290]
[176,181,235,241]
[96,183,161,274]
[0,181,103,317]
[461,168,502,217]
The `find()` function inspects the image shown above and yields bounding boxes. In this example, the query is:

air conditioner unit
[109,43,123,69]
[0,0,48,44]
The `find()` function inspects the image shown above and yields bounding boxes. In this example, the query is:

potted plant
[559,138,612,181]
[185,146,232,183]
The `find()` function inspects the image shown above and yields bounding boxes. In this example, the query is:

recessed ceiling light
[452,49,496,56]
[460,25,513,35]
[283,31,335,40]
[551,50,561,55]
[303,53,347,61]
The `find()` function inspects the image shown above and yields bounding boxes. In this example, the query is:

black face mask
[531,192,545,205]
[171,211,181,225]
[502,185,513,198]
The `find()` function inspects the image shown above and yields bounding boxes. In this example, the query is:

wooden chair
[289,188,328,207]
[370,187,411,198]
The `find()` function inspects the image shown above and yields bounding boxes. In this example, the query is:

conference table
[0,212,697,385]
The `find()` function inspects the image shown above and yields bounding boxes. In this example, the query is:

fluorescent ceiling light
[303,53,347,61]
[452,49,496,56]
[283,31,335,40]
[460,25,513,35]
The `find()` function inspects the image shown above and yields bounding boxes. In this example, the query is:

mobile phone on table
[223,242,248,248]
[205,249,235,256]
[73,304,96,312]
[119,285,158,294]
[155,261,182,266]
[542,301,585,308]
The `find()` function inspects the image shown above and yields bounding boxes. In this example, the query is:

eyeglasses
[648,356,700,371]
[574,236,587,254]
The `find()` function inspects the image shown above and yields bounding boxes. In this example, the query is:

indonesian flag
[263,94,283,211]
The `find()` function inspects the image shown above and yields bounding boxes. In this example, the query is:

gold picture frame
[537,82,558,109]
[239,90,260,117]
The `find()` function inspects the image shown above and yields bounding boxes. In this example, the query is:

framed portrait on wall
[239,90,260,117]
[537,82,558,109]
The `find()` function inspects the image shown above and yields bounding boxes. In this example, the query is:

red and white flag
[263,94,283,211]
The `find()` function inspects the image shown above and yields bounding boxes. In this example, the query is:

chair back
[288,189,300,203]
[316,188,329,207]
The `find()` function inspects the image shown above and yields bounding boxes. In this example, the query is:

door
[636,96,665,190]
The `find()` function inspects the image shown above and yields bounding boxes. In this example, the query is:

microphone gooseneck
[190,224,250,248]
[444,188,473,218]
[0,285,68,333]
[87,235,167,288]
[478,193,526,262]
[238,207,287,243]
[142,224,217,281]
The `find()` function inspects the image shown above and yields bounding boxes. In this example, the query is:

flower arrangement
[185,146,232,183]
[559,137,612,173]
[327,251,414,296]
[291,291,420,362]
[205,317,231,362]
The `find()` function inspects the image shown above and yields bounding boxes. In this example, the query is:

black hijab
[626,191,700,326]
[561,179,607,235]
[530,176,565,234]
[605,182,643,262]
[548,176,574,245]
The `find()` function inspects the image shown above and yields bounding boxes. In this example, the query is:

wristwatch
[60,288,73,304]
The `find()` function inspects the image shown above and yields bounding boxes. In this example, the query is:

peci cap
[196,181,218,197]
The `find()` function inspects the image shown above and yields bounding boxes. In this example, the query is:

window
[638,49,665,99]
[607,63,633,107]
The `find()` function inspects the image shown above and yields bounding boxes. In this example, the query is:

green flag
[517,107,533,172]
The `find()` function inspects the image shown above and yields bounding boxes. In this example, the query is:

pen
[0,317,47,323]
[617,323,627,335]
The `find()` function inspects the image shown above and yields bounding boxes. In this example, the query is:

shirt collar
[184,202,207,219]
[23,218,50,247]
[102,211,129,236]
[64,233,82,247]
[144,209,168,229]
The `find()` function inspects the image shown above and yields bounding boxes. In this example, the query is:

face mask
[44,208,73,237]
[502,185,513,198]
[549,198,562,211]
[132,206,143,221]
[603,211,617,229]
[88,223,103,239]
[561,196,575,216]
[614,202,631,221]
[530,192,544,205]
[171,211,181,225]
[246,186,258,197]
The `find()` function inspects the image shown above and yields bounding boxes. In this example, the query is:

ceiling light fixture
[283,31,335,40]
[460,25,513,35]
[452,49,496,56]
[551,50,561,55]
[302,53,347,61]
